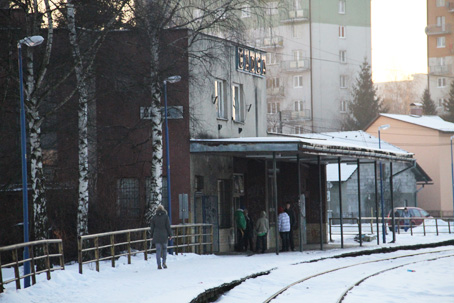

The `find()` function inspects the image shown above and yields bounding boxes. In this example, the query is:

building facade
[366,111,454,216]
[245,0,371,134]
[426,0,454,114]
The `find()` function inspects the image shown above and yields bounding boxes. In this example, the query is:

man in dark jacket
[285,202,296,251]
[150,205,172,269]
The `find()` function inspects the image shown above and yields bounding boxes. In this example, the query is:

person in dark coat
[150,205,172,269]
[285,202,296,251]
[243,209,254,251]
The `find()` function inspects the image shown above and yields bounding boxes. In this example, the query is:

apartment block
[245,0,371,133]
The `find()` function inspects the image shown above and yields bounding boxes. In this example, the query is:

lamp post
[17,35,44,288]
[378,124,390,244]
[451,135,454,218]
[163,75,181,225]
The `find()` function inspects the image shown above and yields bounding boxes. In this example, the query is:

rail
[0,239,65,292]
[78,223,213,274]
[329,217,453,241]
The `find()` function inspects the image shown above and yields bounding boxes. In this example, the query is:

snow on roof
[380,113,454,132]
[292,130,408,154]
[326,163,357,182]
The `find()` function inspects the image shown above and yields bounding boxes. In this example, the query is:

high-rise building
[246,0,371,133]
[426,0,453,113]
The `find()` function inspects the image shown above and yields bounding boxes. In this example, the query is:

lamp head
[20,35,44,47]
[165,75,181,84]
[378,124,390,131]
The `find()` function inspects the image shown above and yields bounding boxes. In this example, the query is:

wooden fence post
[210,225,213,254]
[127,232,131,264]
[436,219,439,236]
[78,237,83,274]
[110,234,115,268]
[94,237,100,272]
[12,249,20,290]
[44,243,51,280]
[29,245,36,285]
[175,227,179,255]
[58,241,65,269]
[423,220,426,236]
[143,230,148,261]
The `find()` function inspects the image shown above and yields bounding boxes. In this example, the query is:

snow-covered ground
[1,220,453,303]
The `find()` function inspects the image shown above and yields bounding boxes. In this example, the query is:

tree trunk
[145,32,163,225]
[67,3,90,236]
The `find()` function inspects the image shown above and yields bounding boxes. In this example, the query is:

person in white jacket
[278,206,290,251]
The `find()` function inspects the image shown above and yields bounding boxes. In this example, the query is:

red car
[387,207,432,231]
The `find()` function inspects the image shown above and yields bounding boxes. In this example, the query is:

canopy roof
[190,133,414,164]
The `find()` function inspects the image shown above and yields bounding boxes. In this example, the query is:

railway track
[262,248,454,303]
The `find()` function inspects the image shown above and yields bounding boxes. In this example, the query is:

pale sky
[371,0,427,83]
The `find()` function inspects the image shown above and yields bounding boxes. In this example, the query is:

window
[293,49,305,61]
[232,84,244,122]
[268,102,280,114]
[438,77,447,87]
[340,100,347,112]
[293,75,303,88]
[338,0,346,14]
[437,36,446,48]
[294,126,304,134]
[437,0,446,7]
[439,98,446,107]
[340,75,347,88]
[117,178,140,217]
[266,2,278,15]
[339,25,346,38]
[294,100,304,111]
[215,80,226,119]
[241,5,251,18]
[267,77,280,89]
[339,50,347,63]
[437,16,446,29]
[266,52,278,65]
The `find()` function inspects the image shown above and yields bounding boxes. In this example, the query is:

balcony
[280,109,311,122]
[280,9,309,23]
[260,36,284,49]
[281,59,310,72]
[266,86,285,96]
[425,23,452,35]
[429,64,452,75]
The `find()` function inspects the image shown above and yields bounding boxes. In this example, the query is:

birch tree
[134,0,266,224]
[16,0,55,241]
[65,0,131,236]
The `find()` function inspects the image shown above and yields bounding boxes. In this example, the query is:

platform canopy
[190,132,414,164]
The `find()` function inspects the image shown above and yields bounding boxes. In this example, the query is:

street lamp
[17,35,44,288]
[450,135,454,218]
[163,75,181,225]
[378,124,390,244]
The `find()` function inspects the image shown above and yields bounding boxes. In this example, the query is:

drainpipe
[415,184,426,207]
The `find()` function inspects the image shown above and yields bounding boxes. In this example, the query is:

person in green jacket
[234,208,246,251]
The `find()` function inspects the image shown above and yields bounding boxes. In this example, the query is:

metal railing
[329,217,453,242]
[0,239,65,292]
[78,224,213,274]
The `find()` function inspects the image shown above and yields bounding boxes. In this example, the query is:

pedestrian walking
[150,205,172,269]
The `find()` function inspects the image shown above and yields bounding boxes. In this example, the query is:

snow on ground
[1,221,453,303]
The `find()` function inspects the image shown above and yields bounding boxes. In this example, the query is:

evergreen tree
[343,59,385,130]
[443,81,454,122]
[421,88,437,115]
